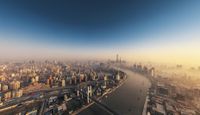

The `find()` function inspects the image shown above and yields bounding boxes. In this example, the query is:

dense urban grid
[0,55,199,115]
[0,60,126,115]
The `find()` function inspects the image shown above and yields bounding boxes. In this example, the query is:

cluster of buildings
[39,63,125,115]
[133,64,200,115]
[0,72,23,103]
[0,61,126,115]
[132,64,155,77]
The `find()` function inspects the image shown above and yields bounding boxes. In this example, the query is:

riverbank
[72,73,127,115]
[79,68,151,115]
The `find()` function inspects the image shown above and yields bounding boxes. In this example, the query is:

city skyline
[0,1,200,114]
[0,1,200,66]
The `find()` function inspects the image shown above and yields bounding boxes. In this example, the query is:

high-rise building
[16,89,23,97]
[12,90,17,98]
[31,77,35,83]
[72,75,77,84]
[35,76,39,82]
[79,74,84,82]
[150,67,155,77]
[4,91,11,100]
[103,75,108,89]
[2,84,9,91]
[10,81,20,90]
[85,75,88,82]
[0,75,5,82]
[116,72,120,81]
[77,90,80,97]
[61,79,66,87]
[46,79,50,85]
[87,86,92,103]
[116,54,119,63]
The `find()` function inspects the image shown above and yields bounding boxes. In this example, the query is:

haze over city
[1,1,200,115]
[0,1,200,66]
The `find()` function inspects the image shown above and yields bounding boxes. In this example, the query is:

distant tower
[150,67,155,77]
[116,54,119,63]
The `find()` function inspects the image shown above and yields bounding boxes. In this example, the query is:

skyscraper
[116,54,119,63]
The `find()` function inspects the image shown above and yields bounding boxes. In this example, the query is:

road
[78,68,151,115]
[0,79,113,115]
[0,80,106,112]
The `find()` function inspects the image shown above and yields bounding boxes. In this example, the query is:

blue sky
[0,0,200,64]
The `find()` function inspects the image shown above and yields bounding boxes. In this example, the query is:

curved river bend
[79,68,151,115]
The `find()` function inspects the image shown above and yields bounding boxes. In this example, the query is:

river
[78,68,151,115]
